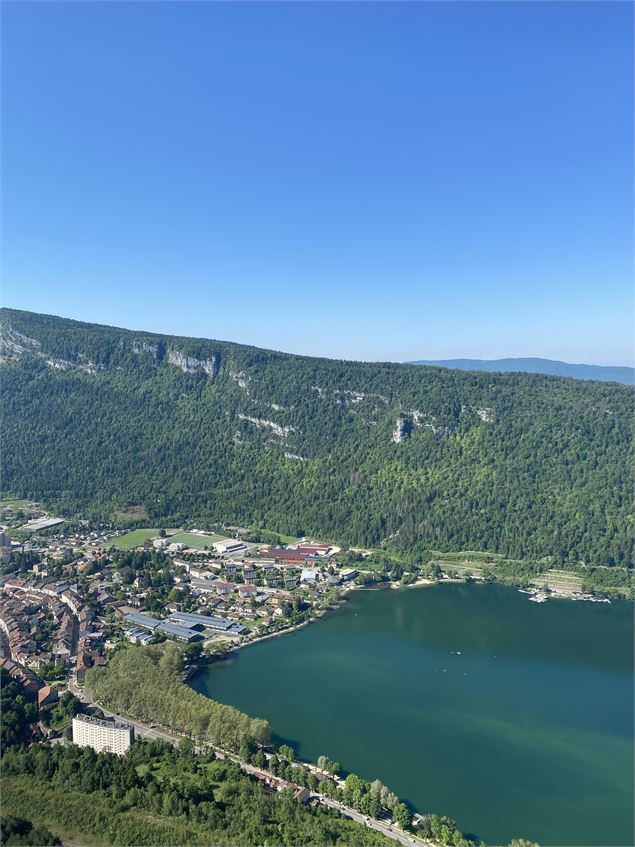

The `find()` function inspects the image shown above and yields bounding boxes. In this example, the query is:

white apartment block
[72,714,134,755]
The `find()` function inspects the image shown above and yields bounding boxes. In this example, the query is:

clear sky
[2,1,633,364]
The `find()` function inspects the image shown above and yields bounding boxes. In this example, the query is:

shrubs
[0,815,61,846]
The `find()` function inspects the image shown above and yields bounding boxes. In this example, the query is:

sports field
[113,528,163,549]
[168,531,228,549]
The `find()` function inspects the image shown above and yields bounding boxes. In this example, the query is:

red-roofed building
[262,549,307,562]
[37,685,58,708]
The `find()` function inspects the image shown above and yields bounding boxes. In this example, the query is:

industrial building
[155,621,202,642]
[123,610,244,643]
[167,611,246,635]
[213,540,246,555]
[125,627,153,645]
[123,612,161,630]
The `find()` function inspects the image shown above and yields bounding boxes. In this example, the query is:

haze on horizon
[2,2,633,366]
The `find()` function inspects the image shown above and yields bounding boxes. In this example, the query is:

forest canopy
[2,308,633,566]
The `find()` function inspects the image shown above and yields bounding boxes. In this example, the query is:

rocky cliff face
[0,327,100,375]
[0,325,222,379]
[166,349,220,377]
[237,414,295,439]
[392,416,412,443]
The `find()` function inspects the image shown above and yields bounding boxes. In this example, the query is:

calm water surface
[191,584,634,846]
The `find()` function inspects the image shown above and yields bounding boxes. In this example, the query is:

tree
[159,643,183,676]
[183,641,203,663]
[278,744,295,762]
[58,691,81,716]
[0,815,61,846]
[393,802,411,830]
[178,736,194,754]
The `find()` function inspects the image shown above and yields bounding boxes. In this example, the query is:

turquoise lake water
[191,583,634,846]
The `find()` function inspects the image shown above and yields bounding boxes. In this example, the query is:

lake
[191,583,634,846]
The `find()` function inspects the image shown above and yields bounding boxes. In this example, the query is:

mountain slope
[408,357,635,384]
[2,308,633,566]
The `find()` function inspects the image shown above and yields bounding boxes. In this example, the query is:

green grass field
[112,528,163,549]
[169,531,227,549]
[113,529,229,549]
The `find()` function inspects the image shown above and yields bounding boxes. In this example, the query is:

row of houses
[1,576,107,678]
[0,656,45,695]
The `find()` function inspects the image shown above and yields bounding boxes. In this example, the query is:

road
[317,796,428,847]
[68,681,433,847]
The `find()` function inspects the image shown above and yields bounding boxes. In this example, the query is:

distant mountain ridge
[407,357,634,384]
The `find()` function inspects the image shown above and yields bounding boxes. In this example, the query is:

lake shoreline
[199,574,621,671]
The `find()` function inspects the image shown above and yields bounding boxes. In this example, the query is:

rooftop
[167,611,235,630]
[73,713,132,731]
[123,612,162,629]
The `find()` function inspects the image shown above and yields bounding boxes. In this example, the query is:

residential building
[37,685,58,708]
[72,714,134,755]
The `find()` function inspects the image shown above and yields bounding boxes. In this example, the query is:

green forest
[2,308,633,566]
[1,743,393,847]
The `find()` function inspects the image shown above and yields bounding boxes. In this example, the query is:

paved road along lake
[191,583,634,845]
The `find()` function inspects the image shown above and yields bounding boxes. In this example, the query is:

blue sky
[2,1,632,364]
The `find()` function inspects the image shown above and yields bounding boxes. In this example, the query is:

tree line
[85,644,271,751]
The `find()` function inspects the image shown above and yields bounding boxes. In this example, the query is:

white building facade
[72,714,134,755]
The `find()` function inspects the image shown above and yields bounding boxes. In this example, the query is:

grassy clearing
[0,498,32,508]
[427,549,505,563]
[169,532,227,549]
[437,562,489,577]
[138,759,222,793]
[111,505,148,523]
[275,532,302,544]
[252,527,302,544]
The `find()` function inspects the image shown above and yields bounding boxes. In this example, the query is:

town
[0,499,366,739]
[0,500,445,846]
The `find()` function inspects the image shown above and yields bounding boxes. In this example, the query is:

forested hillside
[2,309,633,566]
